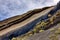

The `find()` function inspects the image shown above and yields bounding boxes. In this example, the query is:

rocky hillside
[0,1,60,40]
[12,8,60,40]
[12,2,60,40]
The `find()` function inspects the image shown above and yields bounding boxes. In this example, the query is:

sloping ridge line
[0,6,53,31]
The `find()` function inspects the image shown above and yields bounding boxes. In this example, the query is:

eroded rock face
[11,1,60,40]
[0,1,60,40]
[0,7,53,40]
[12,9,60,40]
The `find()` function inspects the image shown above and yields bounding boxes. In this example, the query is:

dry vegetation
[49,25,60,40]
